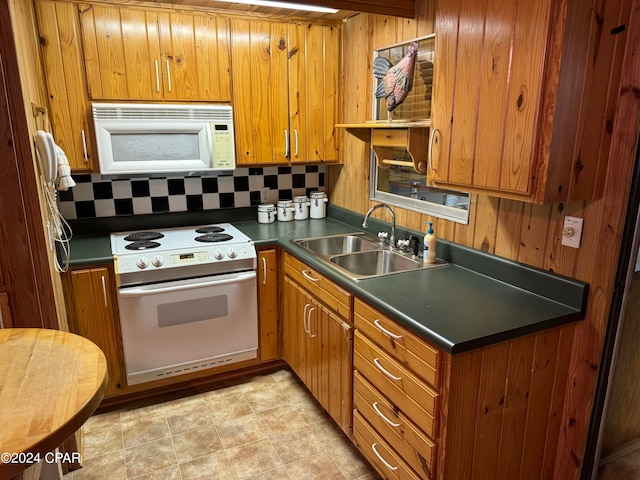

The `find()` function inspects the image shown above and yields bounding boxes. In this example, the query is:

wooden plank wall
[327,0,640,477]
[3,0,67,330]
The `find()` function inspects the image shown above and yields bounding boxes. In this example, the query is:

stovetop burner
[125,241,161,251]
[124,232,164,242]
[195,233,234,243]
[195,226,225,234]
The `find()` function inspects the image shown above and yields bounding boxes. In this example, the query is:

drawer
[354,332,438,437]
[284,251,352,319]
[354,371,436,478]
[353,410,423,480]
[371,128,409,148]
[355,298,440,389]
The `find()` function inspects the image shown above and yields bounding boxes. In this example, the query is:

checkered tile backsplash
[58,166,325,220]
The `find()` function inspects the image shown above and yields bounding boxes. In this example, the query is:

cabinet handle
[373,319,402,340]
[428,127,440,173]
[372,402,401,427]
[373,357,402,382]
[262,257,267,285]
[81,129,88,163]
[166,60,172,92]
[154,60,160,92]
[284,129,289,158]
[301,270,320,283]
[303,303,310,334]
[371,443,398,471]
[294,128,299,157]
[308,307,316,338]
[100,275,108,307]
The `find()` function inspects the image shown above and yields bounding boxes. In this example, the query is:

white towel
[55,143,76,191]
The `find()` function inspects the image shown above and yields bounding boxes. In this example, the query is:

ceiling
[81,0,416,21]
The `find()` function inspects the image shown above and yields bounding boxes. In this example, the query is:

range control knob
[152,255,164,267]
[214,248,224,260]
[227,247,237,259]
[136,257,149,269]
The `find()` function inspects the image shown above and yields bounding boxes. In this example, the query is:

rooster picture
[373,41,419,121]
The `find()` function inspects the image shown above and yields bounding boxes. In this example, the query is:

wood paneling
[258,248,279,361]
[332,1,639,477]
[2,0,63,330]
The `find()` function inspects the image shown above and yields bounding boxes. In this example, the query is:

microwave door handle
[118,271,255,297]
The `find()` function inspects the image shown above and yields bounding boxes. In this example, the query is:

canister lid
[258,204,275,211]
[277,199,292,206]
[293,195,309,203]
[310,191,326,199]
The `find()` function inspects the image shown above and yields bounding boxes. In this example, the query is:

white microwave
[92,103,236,175]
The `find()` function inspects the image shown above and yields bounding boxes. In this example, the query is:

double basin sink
[291,232,447,280]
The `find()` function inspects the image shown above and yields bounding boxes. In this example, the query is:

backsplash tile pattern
[59,166,325,220]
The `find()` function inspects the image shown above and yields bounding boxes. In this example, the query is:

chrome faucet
[362,203,396,249]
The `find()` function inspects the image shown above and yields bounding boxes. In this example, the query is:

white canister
[257,204,276,224]
[293,196,310,220]
[277,200,295,222]
[309,191,328,219]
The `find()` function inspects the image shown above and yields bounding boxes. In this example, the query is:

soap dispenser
[424,222,436,264]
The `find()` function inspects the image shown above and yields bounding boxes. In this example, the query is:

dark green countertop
[65,206,588,354]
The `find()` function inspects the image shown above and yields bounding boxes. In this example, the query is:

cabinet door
[317,303,353,435]
[38,1,94,171]
[258,248,278,361]
[430,0,552,198]
[289,23,340,164]
[66,266,124,397]
[282,276,312,383]
[231,19,289,165]
[157,12,231,101]
[80,4,161,100]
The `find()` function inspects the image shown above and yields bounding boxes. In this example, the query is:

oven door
[117,270,257,386]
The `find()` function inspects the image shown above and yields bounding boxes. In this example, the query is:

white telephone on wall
[34,130,72,272]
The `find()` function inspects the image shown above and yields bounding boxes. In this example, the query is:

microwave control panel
[211,123,235,170]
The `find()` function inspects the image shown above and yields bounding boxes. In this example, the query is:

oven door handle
[118,271,255,297]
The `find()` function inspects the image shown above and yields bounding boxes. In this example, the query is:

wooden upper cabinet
[37,1,94,172]
[230,19,340,165]
[79,4,231,102]
[429,0,628,203]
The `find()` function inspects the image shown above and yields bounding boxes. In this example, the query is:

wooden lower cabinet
[62,265,125,397]
[282,253,353,436]
[258,248,279,361]
[353,298,440,479]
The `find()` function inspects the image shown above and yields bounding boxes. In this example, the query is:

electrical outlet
[561,216,584,248]
[260,188,270,203]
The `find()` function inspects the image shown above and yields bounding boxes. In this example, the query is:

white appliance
[110,223,257,386]
[93,103,236,175]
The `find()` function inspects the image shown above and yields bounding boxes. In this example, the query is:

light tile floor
[66,368,381,480]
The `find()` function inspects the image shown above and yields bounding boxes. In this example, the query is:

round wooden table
[0,328,107,479]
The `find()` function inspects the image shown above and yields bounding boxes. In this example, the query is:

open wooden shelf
[336,121,431,173]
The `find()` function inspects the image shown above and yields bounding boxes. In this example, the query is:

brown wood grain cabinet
[79,3,231,102]
[258,248,279,361]
[230,19,340,165]
[0,292,12,329]
[36,1,94,172]
[429,0,625,203]
[62,265,125,398]
[281,252,353,435]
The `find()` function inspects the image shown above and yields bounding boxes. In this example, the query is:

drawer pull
[371,443,398,471]
[374,358,402,382]
[373,319,402,339]
[308,307,316,338]
[302,270,320,283]
[372,402,400,427]
[303,303,310,334]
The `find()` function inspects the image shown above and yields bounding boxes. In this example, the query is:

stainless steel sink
[330,250,424,278]
[290,232,448,280]
[292,233,380,256]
